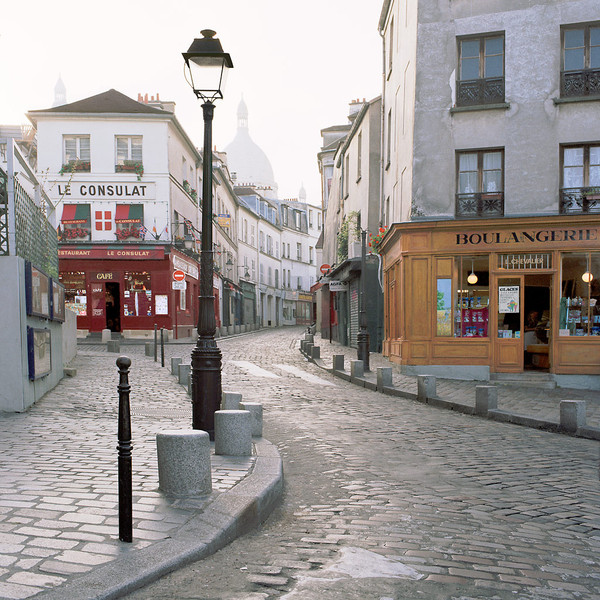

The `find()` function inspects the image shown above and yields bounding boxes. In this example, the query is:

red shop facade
[58,244,202,338]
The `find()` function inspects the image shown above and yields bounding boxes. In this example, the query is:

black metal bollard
[160,328,165,367]
[116,356,133,543]
[154,324,158,362]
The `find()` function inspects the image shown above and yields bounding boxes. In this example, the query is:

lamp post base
[357,329,370,372]
[191,337,222,440]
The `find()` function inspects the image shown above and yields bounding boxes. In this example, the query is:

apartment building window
[561,24,600,98]
[386,109,392,168]
[388,17,394,75]
[259,264,264,284]
[457,34,505,107]
[309,210,313,228]
[259,230,265,252]
[252,259,256,280]
[63,135,90,172]
[267,234,273,255]
[344,154,350,198]
[318,212,322,229]
[456,149,504,218]
[268,267,273,286]
[297,242,302,261]
[309,246,314,264]
[560,144,600,214]
[282,206,289,226]
[357,132,362,181]
[116,136,142,173]
[297,276,302,290]
[251,225,255,246]
[275,269,279,288]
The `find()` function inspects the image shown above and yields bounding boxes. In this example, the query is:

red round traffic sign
[173,269,186,281]
[320,264,331,274]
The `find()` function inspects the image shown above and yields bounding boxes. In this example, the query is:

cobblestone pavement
[123,327,600,600]
[0,349,254,600]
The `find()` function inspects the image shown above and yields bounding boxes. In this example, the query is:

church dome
[225,97,277,196]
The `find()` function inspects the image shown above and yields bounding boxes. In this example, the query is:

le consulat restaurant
[378,214,600,389]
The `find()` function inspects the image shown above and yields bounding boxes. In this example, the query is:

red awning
[61,204,88,224]
[115,204,142,223]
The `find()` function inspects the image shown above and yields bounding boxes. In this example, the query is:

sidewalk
[305,334,600,434]
[0,349,282,600]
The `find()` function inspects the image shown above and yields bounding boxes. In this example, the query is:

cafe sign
[498,253,552,270]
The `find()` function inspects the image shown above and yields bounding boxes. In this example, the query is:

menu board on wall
[25,262,51,319]
[27,327,52,380]
[155,295,169,315]
[498,286,520,313]
[51,280,66,322]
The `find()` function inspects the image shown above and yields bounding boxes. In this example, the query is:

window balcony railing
[560,187,600,214]
[456,77,505,107]
[455,192,504,218]
[561,69,600,98]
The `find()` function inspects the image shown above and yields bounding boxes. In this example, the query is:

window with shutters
[62,136,90,172]
[115,136,143,173]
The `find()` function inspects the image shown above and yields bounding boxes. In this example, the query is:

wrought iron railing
[456,192,504,218]
[561,69,600,98]
[457,77,505,106]
[0,168,8,257]
[560,187,600,214]
[14,176,59,278]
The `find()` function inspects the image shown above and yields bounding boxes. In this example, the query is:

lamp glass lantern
[183,29,234,102]
[467,259,478,285]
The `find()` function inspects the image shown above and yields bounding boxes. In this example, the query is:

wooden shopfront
[380,215,600,379]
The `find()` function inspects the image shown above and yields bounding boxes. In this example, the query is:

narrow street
[124,327,600,600]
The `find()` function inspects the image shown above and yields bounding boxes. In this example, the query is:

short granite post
[417,375,436,401]
[170,357,182,375]
[311,346,321,360]
[221,391,242,410]
[144,342,154,357]
[305,333,314,344]
[239,402,263,437]
[101,328,112,343]
[107,340,120,353]
[156,430,212,497]
[300,340,306,352]
[475,385,498,416]
[377,367,393,391]
[560,400,586,433]
[215,410,252,456]
[332,355,345,371]
[178,363,191,386]
[350,360,364,379]
[305,342,314,356]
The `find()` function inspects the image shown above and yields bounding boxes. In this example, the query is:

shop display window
[124,272,152,317]
[453,256,490,337]
[59,271,87,316]
[497,277,521,338]
[559,252,600,336]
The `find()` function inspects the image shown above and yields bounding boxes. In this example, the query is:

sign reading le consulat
[456,227,598,246]
[54,182,155,199]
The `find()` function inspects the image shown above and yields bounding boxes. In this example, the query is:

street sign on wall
[173,270,186,281]
[172,281,187,290]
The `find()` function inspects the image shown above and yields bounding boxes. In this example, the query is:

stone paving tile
[0,348,256,599]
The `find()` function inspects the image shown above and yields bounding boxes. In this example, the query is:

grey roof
[29,89,169,116]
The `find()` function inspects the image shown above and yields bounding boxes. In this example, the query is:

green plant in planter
[337,211,361,262]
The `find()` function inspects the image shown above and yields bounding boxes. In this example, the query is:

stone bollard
[417,375,436,401]
[350,360,364,379]
[377,367,393,391]
[178,363,191,386]
[221,391,242,410]
[305,333,314,344]
[475,385,498,416]
[305,342,314,356]
[215,410,252,456]
[300,340,306,352]
[156,430,212,497]
[187,373,192,396]
[560,400,586,433]
[332,355,345,371]
[101,328,112,343]
[311,346,321,360]
[144,342,154,357]
[107,340,120,353]
[170,357,182,375]
[240,402,263,437]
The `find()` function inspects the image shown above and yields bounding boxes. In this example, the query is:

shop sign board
[58,246,165,260]
[498,286,520,313]
[329,280,348,292]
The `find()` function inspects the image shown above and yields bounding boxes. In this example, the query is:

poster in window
[498,286,519,313]
[155,295,169,315]
[25,262,51,319]
[51,280,66,322]
[27,327,52,380]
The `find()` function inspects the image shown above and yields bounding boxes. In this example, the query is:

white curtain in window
[563,147,584,188]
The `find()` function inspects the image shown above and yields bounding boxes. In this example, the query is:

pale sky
[1,0,383,205]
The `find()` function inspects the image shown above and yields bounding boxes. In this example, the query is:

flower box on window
[115,225,143,241]
[115,161,144,179]
[59,160,90,174]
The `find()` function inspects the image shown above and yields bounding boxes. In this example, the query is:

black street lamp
[357,229,370,371]
[183,30,233,438]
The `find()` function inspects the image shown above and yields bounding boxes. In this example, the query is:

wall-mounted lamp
[582,255,594,283]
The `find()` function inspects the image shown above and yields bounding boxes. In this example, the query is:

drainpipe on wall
[378,26,386,229]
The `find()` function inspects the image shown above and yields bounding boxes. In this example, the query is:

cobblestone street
[124,327,600,600]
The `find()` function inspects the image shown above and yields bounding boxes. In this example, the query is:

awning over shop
[115,204,143,223]
[61,204,90,224]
